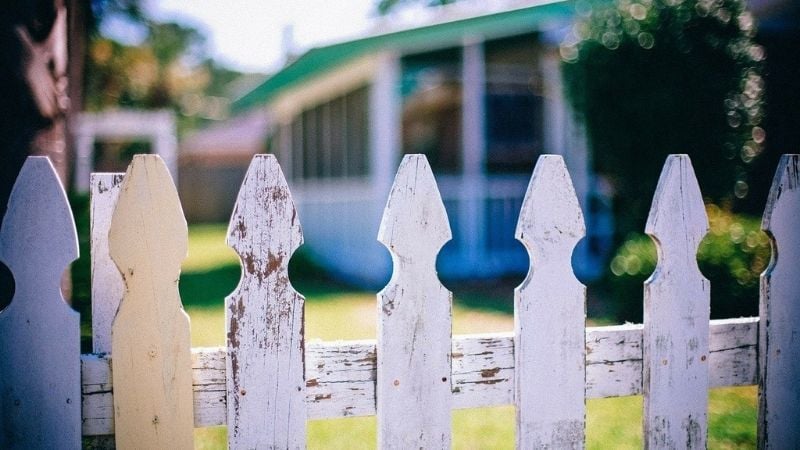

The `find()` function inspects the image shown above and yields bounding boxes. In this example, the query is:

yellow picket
[108,155,193,449]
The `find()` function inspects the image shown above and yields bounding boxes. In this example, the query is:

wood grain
[377,154,452,449]
[515,155,587,448]
[109,155,193,449]
[90,173,124,354]
[226,155,306,449]
[0,157,80,449]
[758,154,800,448]
[643,155,710,449]
[78,317,758,435]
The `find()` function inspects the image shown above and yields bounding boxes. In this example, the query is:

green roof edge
[231,1,574,113]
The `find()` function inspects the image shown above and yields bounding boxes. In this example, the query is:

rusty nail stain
[480,367,501,378]
[442,377,447,382]
[700,355,707,362]
[393,379,400,386]
[152,415,159,425]
[240,389,246,396]
[662,359,668,365]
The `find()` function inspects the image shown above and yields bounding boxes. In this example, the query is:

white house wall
[291,180,390,287]
[268,55,380,125]
[264,36,594,285]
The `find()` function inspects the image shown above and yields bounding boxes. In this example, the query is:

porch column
[369,51,402,277]
[461,37,487,273]
[541,50,588,211]
[369,51,401,199]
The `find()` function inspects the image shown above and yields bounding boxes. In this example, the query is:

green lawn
[180,224,756,449]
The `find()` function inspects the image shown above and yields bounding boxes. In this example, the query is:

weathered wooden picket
[0,152,798,449]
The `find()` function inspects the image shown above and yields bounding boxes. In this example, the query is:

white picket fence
[0,152,798,449]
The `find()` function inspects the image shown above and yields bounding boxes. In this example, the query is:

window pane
[401,47,463,174]
[485,33,543,174]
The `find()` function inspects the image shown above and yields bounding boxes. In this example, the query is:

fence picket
[0,156,81,449]
[515,155,586,448]
[108,155,193,449]
[226,155,306,449]
[643,155,710,449]
[377,154,452,449]
[758,154,800,448]
[3,151,794,446]
[90,173,125,354]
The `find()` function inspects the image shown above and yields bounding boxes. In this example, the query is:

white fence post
[90,173,124,354]
[109,155,194,449]
[515,155,587,448]
[226,155,306,449]
[0,157,81,449]
[377,154,452,449]
[643,155,710,449]
[758,154,800,448]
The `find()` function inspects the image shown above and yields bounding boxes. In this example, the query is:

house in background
[230,0,610,287]
[179,110,269,222]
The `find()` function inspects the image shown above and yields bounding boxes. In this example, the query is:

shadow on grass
[179,251,368,311]
[180,251,526,317]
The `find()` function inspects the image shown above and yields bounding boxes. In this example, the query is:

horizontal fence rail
[1,153,798,449]
[79,317,758,435]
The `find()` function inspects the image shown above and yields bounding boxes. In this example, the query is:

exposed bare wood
[759,154,800,448]
[377,154,452,449]
[226,155,306,449]
[108,155,193,449]
[643,155,710,449]
[79,317,758,435]
[0,157,80,449]
[515,155,587,448]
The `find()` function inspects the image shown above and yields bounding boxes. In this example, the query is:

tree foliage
[85,1,245,133]
[561,0,765,239]
[608,206,769,321]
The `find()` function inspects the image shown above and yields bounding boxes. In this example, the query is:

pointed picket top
[225,154,306,449]
[0,156,78,289]
[758,154,800,448]
[0,156,81,449]
[514,155,586,448]
[109,155,187,290]
[226,154,302,268]
[515,155,585,266]
[378,154,452,268]
[377,154,453,449]
[645,154,709,260]
[643,154,710,449]
[762,154,800,232]
[108,155,193,449]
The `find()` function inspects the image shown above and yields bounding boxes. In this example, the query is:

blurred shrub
[608,205,770,322]
[562,0,766,240]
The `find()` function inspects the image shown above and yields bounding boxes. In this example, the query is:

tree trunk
[1,0,75,307]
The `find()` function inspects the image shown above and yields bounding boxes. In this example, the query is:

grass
[170,224,756,448]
